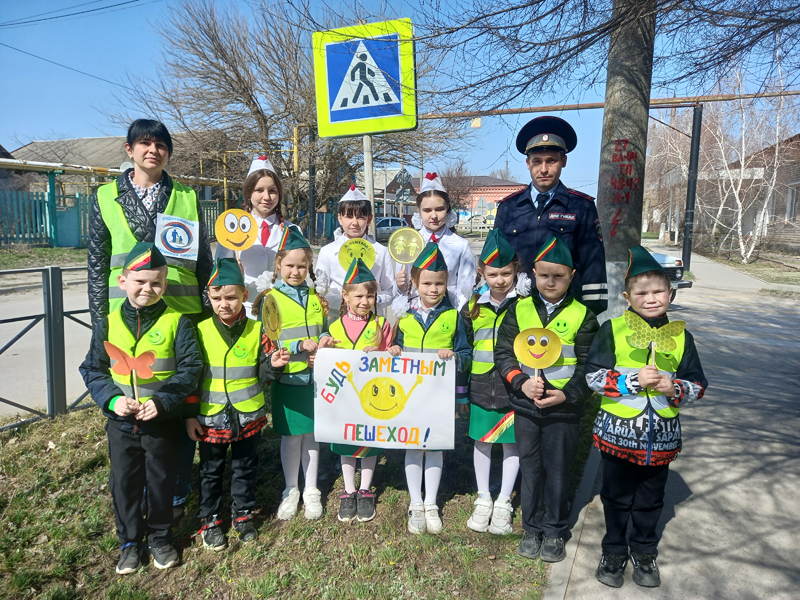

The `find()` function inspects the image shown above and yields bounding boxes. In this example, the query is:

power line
[0,0,145,29]
[0,42,130,90]
[0,0,108,26]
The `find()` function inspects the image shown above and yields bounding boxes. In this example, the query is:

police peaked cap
[534,235,574,269]
[124,242,167,271]
[480,229,516,268]
[516,116,577,155]
[207,258,245,287]
[413,241,448,272]
[277,225,310,251]
[344,258,376,285]
[625,245,666,279]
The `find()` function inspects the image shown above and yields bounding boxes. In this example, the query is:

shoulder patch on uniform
[568,188,595,202]
[499,189,524,203]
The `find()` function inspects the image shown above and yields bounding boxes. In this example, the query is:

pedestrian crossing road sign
[313,19,416,138]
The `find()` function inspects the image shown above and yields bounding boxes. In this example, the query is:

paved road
[563,269,800,598]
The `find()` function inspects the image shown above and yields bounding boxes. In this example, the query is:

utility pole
[596,0,657,318]
[682,105,703,271]
[308,128,316,241]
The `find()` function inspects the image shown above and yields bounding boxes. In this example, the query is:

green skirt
[468,404,516,444]
[271,381,314,436]
[330,444,382,458]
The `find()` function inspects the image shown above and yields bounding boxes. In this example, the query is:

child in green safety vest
[251,226,336,520]
[79,242,203,575]
[318,258,394,523]
[462,229,527,536]
[494,235,599,563]
[585,246,707,589]
[389,242,472,534]
[184,258,290,551]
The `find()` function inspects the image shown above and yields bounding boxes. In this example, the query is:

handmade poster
[388,227,424,264]
[338,238,376,269]
[313,348,455,450]
[215,209,258,251]
[155,213,199,261]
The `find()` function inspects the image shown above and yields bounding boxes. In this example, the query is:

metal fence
[0,266,93,432]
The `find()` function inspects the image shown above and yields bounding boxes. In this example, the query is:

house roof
[411,175,526,190]
[12,136,130,169]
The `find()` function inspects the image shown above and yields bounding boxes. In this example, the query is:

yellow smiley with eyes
[338,238,376,270]
[347,372,423,420]
[513,327,563,369]
[261,292,282,341]
[215,209,258,251]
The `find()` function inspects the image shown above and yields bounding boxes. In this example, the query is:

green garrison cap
[277,225,310,251]
[534,235,574,268]
[124,242,167,271]
[207,258,244,287]
[480,228,516,268]
[413,241,448,272]
[625,245,667,279]
[344,258,376,285]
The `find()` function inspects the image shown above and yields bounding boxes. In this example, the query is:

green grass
[0,394,602,599]
[702,253,800,286]
[641,231,659,240]
[0,245,87,270]
[758,288,800,300]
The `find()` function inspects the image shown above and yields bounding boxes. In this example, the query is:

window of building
[787,185,799,222]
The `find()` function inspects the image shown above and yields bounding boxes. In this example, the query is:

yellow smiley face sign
[338,238,376,270]
[215,209,258,251]
[348,373,423,420]
[513,327,563,370]
[261,292,282,341]
[388,227,425,264]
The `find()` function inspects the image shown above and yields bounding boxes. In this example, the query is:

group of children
[82,153,706,589]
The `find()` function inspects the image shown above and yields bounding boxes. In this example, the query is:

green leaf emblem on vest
[233,344,248,358]
[553,320,570,335]
[147,330,165,345]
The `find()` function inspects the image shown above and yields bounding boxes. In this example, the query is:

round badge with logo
[159,221,195,255]
[147,329,165,345]
[261,293,282,341]
[388,228,425,265]
[338,238,376,270]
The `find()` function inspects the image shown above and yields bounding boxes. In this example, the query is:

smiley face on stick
[215,209,258,251]
[513,327,563,370]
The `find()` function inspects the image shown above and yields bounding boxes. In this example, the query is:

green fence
[0,191,50,247]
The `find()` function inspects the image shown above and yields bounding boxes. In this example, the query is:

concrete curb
[0,279,87,296]
[543,446,602,600]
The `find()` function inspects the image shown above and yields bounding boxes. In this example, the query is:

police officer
[494,116,608,315]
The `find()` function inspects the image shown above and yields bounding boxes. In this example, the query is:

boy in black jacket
[495,236,598,562]
[80,243,203,575]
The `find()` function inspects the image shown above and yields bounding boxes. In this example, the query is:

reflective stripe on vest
[196,317,265,416]
[398,309,457,353]
[515,298,586,389]
[107,307,181,403]
[600,316,685,419]
[469,298,508,375]
[272,289,324,374]
[97,180,202,315]
[329,315,385,350]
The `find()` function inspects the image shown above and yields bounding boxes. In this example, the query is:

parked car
[375,217,405,242]
[650,251,692,302]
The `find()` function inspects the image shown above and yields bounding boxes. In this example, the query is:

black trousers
[106,421,178,548]
[198,431,260,519]
[515,414,580,539]
[600,451,670,556]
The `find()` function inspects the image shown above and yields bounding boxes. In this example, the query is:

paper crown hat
[344,258,376,285]
[277,225,310,251]
[413,241,448,272]
[480,229,516,268]
[124,242,167,271]
[340,183,369,203]
[625,245,666,279]
[534,235,574,268]
[418,172,447,194]
[516,116,577,155]
[207,258,244,287]
[248,154,276,177]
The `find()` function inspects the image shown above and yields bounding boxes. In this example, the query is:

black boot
[630,552,661,587]
[595,552,628,588]
[232,509,258,542]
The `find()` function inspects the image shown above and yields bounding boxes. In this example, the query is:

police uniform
[494,116,608,315]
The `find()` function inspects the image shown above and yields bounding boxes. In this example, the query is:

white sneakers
[277,487,301,520]
[407,502,426,534]
[424,504,443,534]
[467,494,514,535]
[303,487,323,520]
[467,495,494,532]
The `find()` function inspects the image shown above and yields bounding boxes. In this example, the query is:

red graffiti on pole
[610,138,639,205]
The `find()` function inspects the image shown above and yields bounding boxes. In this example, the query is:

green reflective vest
[515,298,586,389]
[107,307,181,402]
[397,309,457,353]
[97,180,202,315]
[601,315,685,419]
[329,315,386,351]
[271,288,324,374]
[196,317,265,416]
[469,298,509,375]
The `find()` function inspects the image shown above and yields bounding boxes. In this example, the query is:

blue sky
[0,0,634,197]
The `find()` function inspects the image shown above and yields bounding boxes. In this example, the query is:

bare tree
[440,157,477,214]
[490,164,514,182]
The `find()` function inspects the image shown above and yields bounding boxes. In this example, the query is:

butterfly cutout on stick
[624,311,685,366]
[104,342,156,403]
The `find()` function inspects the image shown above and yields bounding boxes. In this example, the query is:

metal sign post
[364,134,376,237]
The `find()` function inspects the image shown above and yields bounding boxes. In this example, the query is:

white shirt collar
[422,225,449,240]
[540,292,565,315]
[478,288,517,308]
